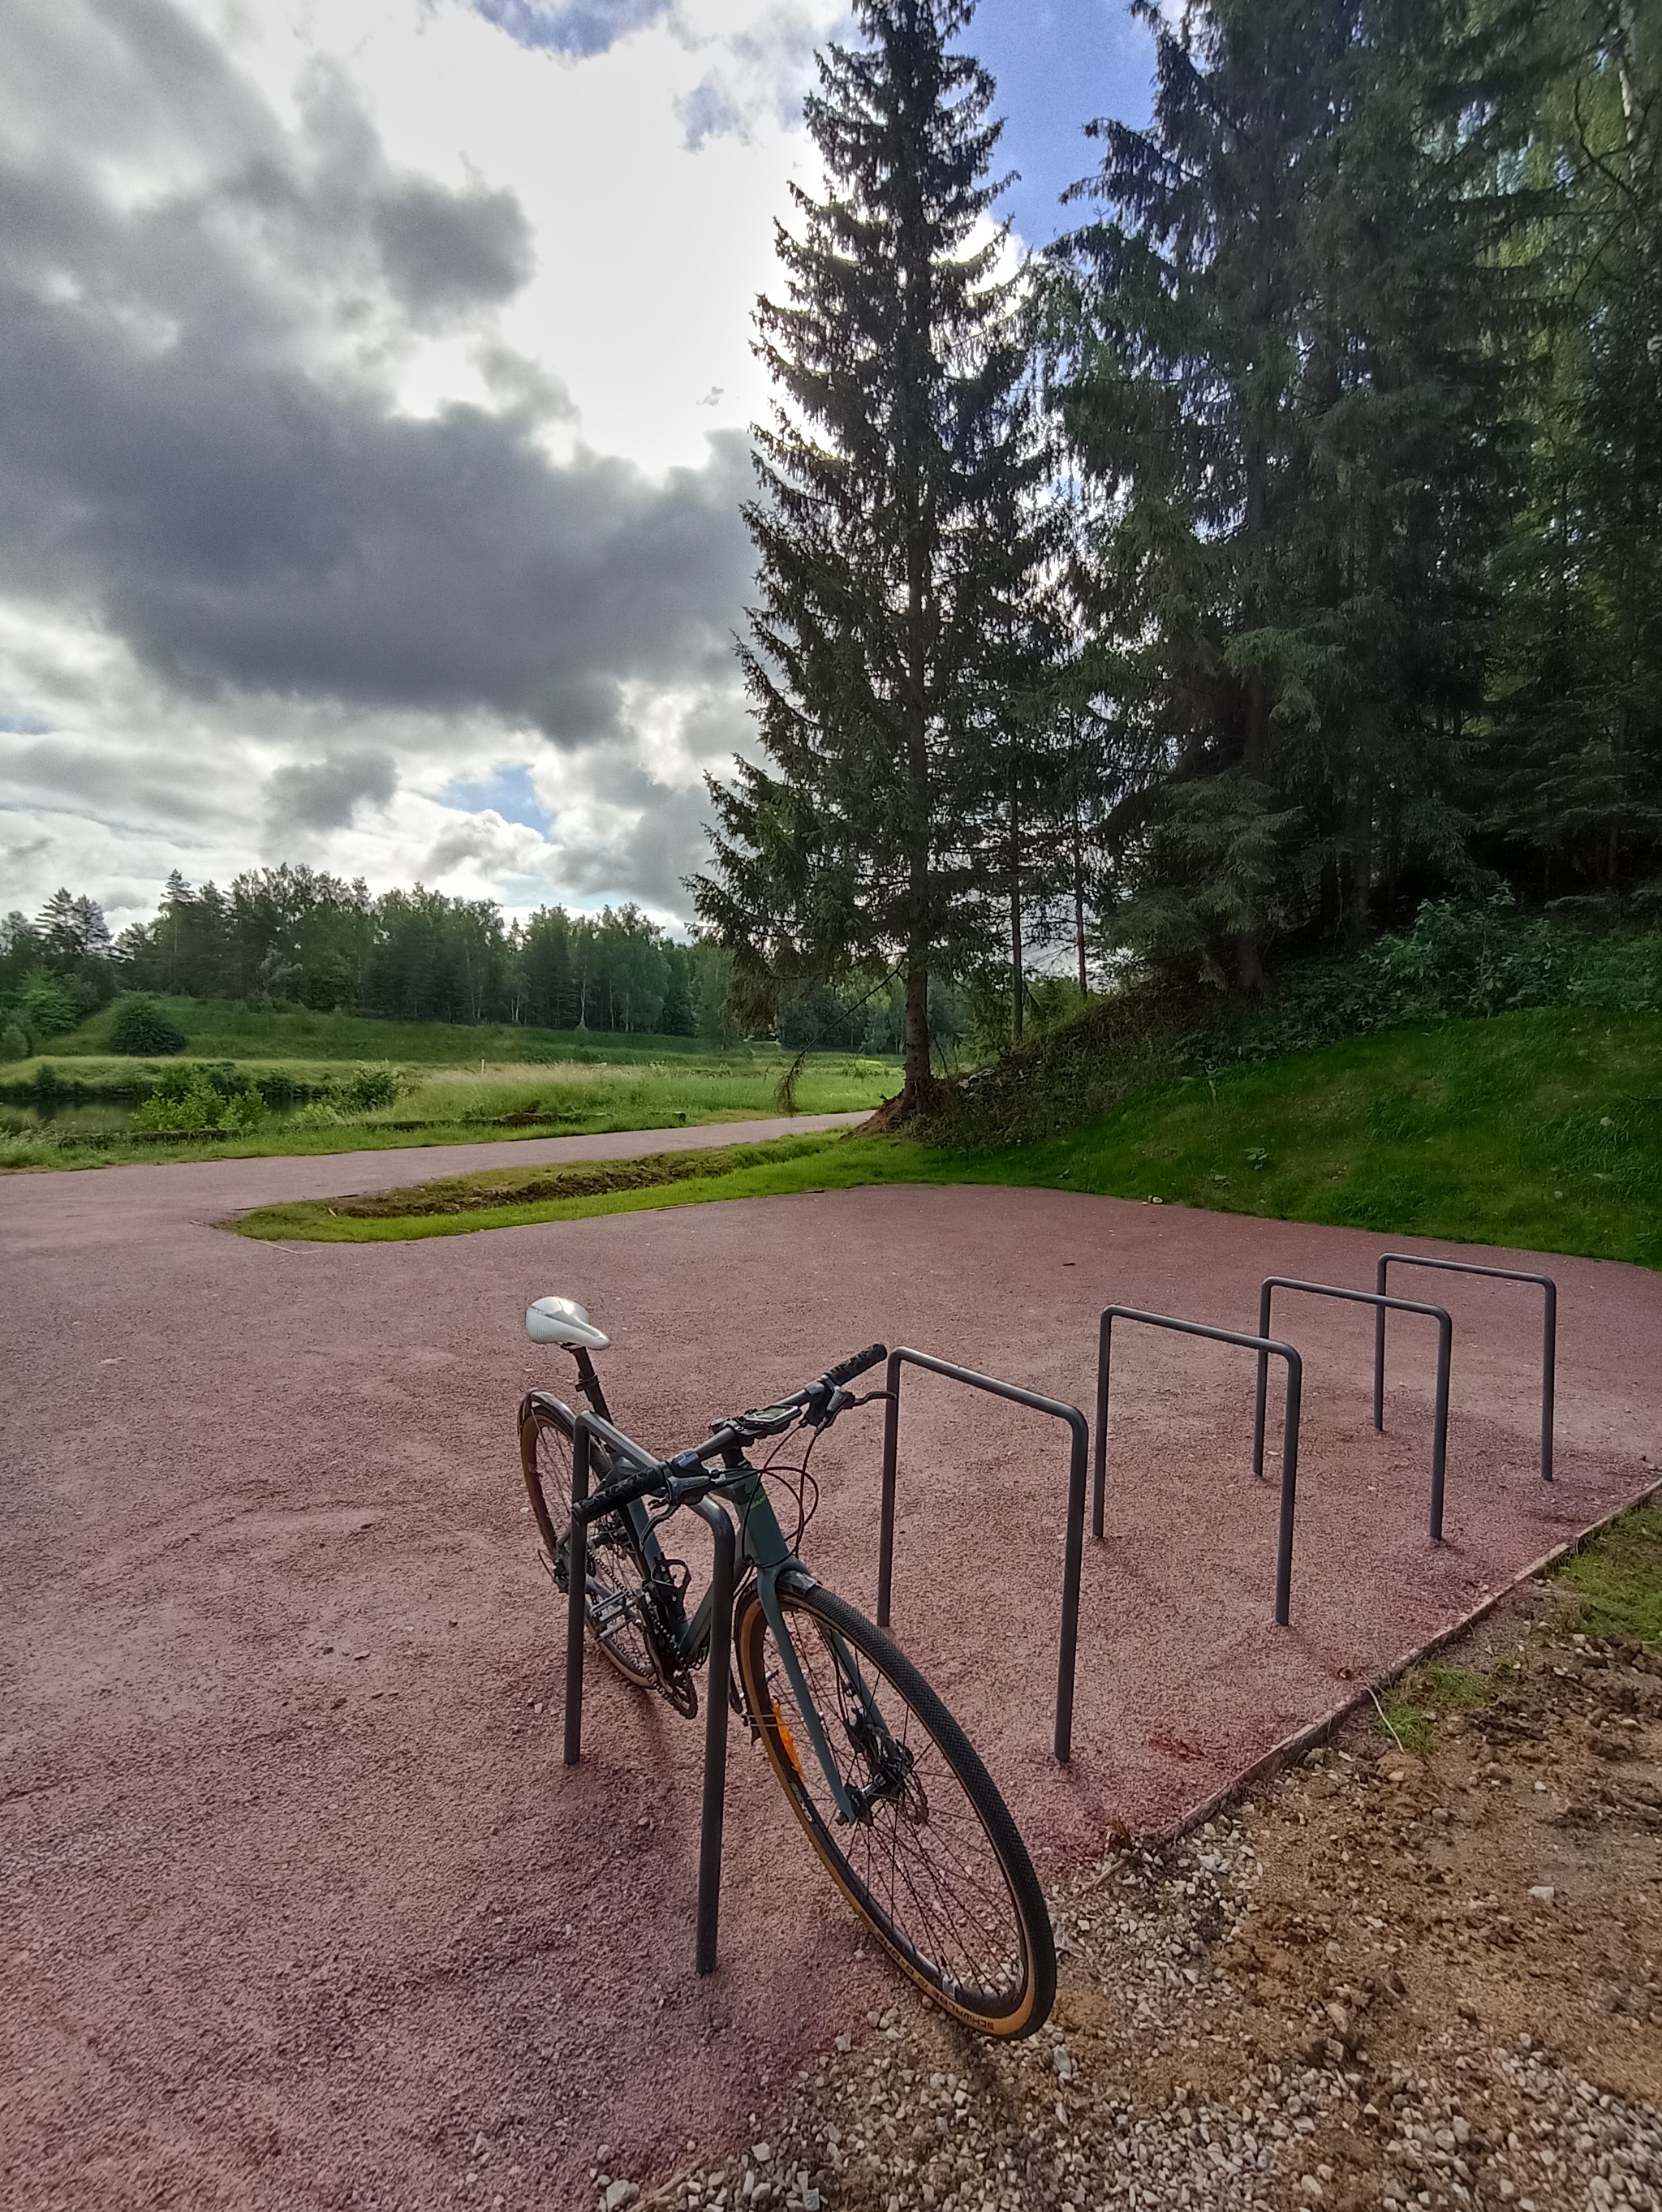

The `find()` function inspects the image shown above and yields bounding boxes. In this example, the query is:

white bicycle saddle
[525,1294,610,1350]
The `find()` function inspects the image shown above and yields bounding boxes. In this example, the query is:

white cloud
[0,0,860,928]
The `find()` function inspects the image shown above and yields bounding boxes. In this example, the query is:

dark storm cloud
[0,0,754,747]
[473,0,674,60]
[372,179,533,321]
[265,749,398,834]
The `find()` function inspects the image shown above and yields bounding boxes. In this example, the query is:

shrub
[131,1062,266,1134]
[15,972,78,1039]
[110,996,188,1057]
[335,1061,402,1111]
[0,1022,30,1063]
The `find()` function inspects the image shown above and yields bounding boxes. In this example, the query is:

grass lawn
[230,1009,1662,1267]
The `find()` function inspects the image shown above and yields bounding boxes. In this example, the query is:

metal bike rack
[1376,1254,1558,1484]
[562,1410,737,1977]
[877,1349,1089,1766]
[1095,1308,1305,1627]
[1255,1278,1454,1541]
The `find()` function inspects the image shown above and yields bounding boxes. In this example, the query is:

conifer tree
[691,0,1057,1114]
[1048,0,1551,991]
[1483,0,1662,894]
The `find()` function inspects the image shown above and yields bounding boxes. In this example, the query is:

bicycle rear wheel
[519,1396,659,1692]
[735,1573,1054,2038]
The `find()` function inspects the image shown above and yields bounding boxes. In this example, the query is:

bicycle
[518,1294,1056,2040]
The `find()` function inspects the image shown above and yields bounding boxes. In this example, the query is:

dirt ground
[3,1149,1660,2210]
[652,1575,1661,2212]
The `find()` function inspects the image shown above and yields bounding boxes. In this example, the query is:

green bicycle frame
[561,1396,879,1827]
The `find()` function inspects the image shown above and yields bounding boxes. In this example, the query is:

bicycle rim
[735,1575,1054,2038]
[520,1401,658,1689]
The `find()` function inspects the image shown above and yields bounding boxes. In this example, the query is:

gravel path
[662,1589,1660,2212]
[2,1157,1657,2210]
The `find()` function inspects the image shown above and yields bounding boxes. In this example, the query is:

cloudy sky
[0,0,1152,935]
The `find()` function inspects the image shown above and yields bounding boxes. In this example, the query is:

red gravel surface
[2,1147,1656,2210]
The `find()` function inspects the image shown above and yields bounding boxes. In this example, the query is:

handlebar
[570,1341,889,1525]
[820,1341,888,1391]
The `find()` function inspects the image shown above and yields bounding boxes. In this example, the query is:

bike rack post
[561,1413,737,1975]
[562,1419,592,1769]
[878,1349,1089,1766]
[1376,1254,1557,1483]
[1094,1309,1304,1626]
[1255,1279,1453,1541]
[688,1496,735,1977]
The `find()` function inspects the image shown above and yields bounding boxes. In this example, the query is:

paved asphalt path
[3,1131,1657,2210]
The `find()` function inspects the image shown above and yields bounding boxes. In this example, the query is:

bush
[0,1022,29,1064]
[1195,896,1662,1070]
[15,972,78,1039]
[334,1062,402,1111]
[110,996,188,1057]
[131,1062,267,1134]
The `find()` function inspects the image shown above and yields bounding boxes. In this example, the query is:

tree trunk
[902,948,932,1103]
[1073,811,1087,996]
[1010,764,1023,1046]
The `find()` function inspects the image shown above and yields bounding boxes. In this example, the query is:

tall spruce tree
[691,0,1057,1113]
[1048,0,1550,992]
[1483,0,1662,895]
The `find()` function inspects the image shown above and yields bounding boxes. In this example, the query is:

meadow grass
[0,1048,894,1169]
[230,1009,1662,1268]
[37,996,785,1066]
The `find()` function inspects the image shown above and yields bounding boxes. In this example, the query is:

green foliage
[1200,897,1662,1065]
[108,996,187,1057]
[227,1004,1662,1267]
[13,970,80,1040]
[109,865,736,1038]
[131,1063,269,1134]
[289,1063,405,1125]
[1046,0,1557,983]
[0,1023,30,1065]
[1480,0,1662,897]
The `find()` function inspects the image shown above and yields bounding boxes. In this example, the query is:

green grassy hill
[239,1008,1662,1268]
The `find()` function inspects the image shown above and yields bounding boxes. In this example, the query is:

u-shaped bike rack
[877,1348,1089,1765]
[1094,1307,1306,1626]
[1254,1278,1454,1541]
[1376,1254,1557,1483]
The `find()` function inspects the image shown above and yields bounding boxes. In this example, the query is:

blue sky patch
[442,764,554,833]
[474,0,672,59]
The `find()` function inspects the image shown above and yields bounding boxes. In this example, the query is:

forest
[0,871,737,1051]
[692,0,1662,1113]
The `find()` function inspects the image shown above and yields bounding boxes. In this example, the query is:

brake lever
[803,1384,890,1430]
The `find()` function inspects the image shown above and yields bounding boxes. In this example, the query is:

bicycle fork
[752,1562,906,1828]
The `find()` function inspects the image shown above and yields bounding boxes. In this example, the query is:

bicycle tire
[734,1572,1054,2038]
[519,1396,660,1692]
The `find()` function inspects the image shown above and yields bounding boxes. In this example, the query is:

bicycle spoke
[758,1597,1031,2010]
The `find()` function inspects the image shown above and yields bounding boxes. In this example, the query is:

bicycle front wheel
[735,1573,1054,2038]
